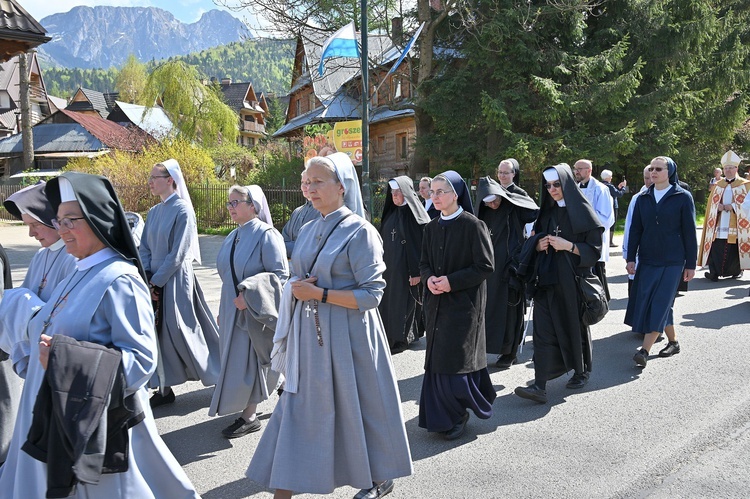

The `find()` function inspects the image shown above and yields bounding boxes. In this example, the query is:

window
[245,115,255,123]
[308,93,316,111]
[396,133,408,159]
[394,78,402,100]
[295,99,301,116]
[377,135,386,154]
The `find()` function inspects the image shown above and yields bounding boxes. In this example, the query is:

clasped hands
[291,276,321,301]
[536,235,573,253]
[717,203,733,212]
[427,275,451,295]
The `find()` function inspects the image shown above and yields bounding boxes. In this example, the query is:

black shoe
[495,354,517,370]
[704,272,718,282]
[444,412,469,441]
[222,417,261,438]
[390,342,408,355]
[655,333,665,343]
[658,341,681,357]
[150,389,175,408]
[732,272,743,279]
[566,372,589,389]
[514,385,548,403]
[353,479,395,499]
[633,348,648,367]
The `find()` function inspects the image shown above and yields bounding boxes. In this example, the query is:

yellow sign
[333,120,363,165]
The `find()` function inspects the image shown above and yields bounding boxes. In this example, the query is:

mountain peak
[38,6,251,69]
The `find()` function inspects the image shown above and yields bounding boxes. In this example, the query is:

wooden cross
[391,228,397,241]
[305,303,312,318]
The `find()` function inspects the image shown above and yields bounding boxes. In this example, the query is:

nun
[140,159,221,406]
[209,185,289,438]
[3,182,77,300]
[281,168,320,258]
[246,153,412,499]
[0,171,198,498]
[475,176,538,368]
[626,157,697,367]
[2,183,77,464]
[379,176,430,353]
[514,164,603,404]
[418,170,496,440]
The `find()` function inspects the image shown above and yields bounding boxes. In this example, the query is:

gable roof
[0,0,50,60]
[108,100,174,140]
[66,87,113,118]
[0,123,105,155]
[43,108,151,151]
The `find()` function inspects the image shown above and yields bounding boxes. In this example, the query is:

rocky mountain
[38,6,251,69]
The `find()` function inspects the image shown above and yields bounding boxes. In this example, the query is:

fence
[1,181,388,233]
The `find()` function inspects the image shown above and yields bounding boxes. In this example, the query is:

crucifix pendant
[391,228,397,241]
[305,304,312,318]
[553,225,562,237]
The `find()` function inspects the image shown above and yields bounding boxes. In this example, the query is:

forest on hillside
[42,38,296,99]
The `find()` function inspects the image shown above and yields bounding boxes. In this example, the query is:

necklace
[39,268,94,337]
[38,246,63,296]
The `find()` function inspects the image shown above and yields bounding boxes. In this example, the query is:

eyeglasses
[226,200,252,209]
[52,216,85,230]
[544,181,562,190]
[497,171,514,176]
[428,189,452,197]
[148,175,170,181]
[647,166,666,172]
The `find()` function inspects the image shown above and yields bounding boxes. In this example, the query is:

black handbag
[564,252,609,326]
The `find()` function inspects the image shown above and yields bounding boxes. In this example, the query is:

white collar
[162,192,177,204]
[440,206,464,220]
[75,247,118,271]
[49,238,66,251]
[556,200,567,207]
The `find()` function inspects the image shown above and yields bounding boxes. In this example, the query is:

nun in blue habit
[418,170,496,440]
[626,156,697,367]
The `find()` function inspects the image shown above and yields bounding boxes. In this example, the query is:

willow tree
[142,61,239,147]
[115,54,147,104]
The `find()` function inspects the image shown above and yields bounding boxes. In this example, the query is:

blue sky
[22,0,256,26]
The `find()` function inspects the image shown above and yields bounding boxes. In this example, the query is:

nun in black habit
[515,164,603,404]
[475,176,538,368]
[418,171,496,440]
[379,176,431,353]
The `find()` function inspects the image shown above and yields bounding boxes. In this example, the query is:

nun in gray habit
[379,176,430,353]
[209,185,289,439]
[1,183,77,464]
[140,159,220,405]
[246,153,412,499]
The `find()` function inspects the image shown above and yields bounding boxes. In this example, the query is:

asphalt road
[2,222,749,499]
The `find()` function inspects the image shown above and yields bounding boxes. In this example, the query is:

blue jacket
[626,183,697,269]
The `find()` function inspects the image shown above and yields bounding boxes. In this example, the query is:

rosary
[37,247,63,296]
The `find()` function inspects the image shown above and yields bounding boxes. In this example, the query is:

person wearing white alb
[574,159,615,300]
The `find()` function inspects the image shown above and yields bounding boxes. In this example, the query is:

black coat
[419,211,494,373]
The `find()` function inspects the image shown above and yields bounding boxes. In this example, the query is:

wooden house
[219,78,267,148]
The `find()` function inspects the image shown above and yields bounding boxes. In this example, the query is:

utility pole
[18,51,34,170]
[360,1,371,216]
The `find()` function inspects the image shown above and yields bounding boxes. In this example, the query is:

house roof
[0,107,15,129]
[66,87,113,118]
[220,82,251,112]
[0,123,105,155]
[48,95,67,112]
[0,0,50,58]
[57,108,150,151]
[110,100,174,140]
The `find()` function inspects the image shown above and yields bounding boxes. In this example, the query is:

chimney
[392,17,403,46]
[221,77,232,85]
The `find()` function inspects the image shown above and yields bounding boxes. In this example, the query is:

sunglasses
[648,166,666,172]
[544,181,562,190]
